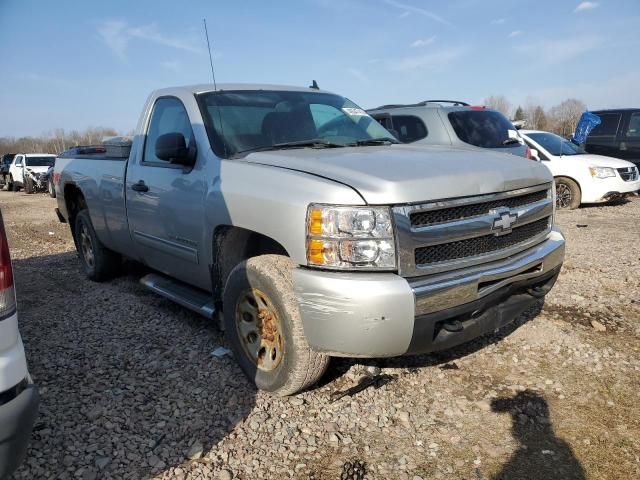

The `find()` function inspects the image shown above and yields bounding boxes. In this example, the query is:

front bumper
[583,176,640,203]
[293,228,565,357]
[0,382,39,479]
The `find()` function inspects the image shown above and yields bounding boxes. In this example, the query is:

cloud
[514,35,602,65]
[346,67,368,83]
[508,30,523,38]
[574,1,599,12]
[410,36,436,48]
[382,0,451,26]
[491,18,506,25]
[389,46,467,71]
[98,20,201,60]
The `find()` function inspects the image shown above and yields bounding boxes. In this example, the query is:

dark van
[585,109,640,168]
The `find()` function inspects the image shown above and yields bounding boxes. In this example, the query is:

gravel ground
[2,190,639,480]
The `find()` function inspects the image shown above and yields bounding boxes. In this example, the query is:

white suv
[0,211,39,478]
[521,130,640,209]
[7,154,56,193]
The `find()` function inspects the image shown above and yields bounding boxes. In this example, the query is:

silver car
[368,100,531,159]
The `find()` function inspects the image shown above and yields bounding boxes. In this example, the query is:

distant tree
[513,106,525,121]
[484,95,512,117]
[524,105,549,130]
[548,99,586,137]
[0,126,124,156]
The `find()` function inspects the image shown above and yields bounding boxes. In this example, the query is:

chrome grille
[617,167,639,182]
[410,188,548,227]
[415,217,550,265]
[393,184,553,277]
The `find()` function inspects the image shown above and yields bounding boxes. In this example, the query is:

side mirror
[530,149,540,161]
[155,132,196,166]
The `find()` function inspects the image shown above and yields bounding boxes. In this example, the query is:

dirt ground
[2,190,639,480]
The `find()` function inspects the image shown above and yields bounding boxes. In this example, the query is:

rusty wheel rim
[235,288,284,372]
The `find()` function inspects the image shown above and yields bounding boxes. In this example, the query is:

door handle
[131,180,149,192]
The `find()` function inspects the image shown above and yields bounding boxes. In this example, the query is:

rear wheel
[555,177,581,210]
[9,175,18,192]
[74,210,121,281]
[223,255,329,396]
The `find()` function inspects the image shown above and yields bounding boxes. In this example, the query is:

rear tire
[555,177,581,210]
[74,210,121,281]
[223,254,329,396]
[48,177,56,198]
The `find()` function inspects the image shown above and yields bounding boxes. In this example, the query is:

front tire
[9,175,18,192]
[74,210,121,281]
[24,177,34,194]
[48,177,56,198]
[223,255,329,396]
[555,177,581,210]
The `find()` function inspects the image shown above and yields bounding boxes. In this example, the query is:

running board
[140,273,216,319]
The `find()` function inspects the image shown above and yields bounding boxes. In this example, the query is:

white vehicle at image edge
[0,211,39,478]
[7,153,56,193]
[521,130,640,209]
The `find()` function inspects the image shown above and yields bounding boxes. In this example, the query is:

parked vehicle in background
[368,101,532,159]
[54,83,564,396]
[585,109,640,169]
[0,154,15,190]
[521,130,640,209]
[0,211,40,478]
[7,154,56,193]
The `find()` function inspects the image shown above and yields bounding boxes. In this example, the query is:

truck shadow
[490,390,586,480]
[11,252,255,479]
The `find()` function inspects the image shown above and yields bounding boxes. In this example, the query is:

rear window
[589,113,621,136]
[448,110,517,148]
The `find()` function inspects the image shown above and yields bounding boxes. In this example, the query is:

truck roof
[155,83,335,97]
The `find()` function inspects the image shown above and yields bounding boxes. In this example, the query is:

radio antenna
[203,18,217,90]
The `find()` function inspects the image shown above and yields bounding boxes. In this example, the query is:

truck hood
[568,153,636,169]
[241,144,552,204]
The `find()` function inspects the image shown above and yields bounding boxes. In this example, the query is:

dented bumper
[293,228,565,357]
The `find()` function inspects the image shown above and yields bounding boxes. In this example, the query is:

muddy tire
[555,177,581,210]
[74,210,121,281]
[223,254,329,396]
[48,177,56,198]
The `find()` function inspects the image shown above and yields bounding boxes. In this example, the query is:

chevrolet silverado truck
[54,84,565,396]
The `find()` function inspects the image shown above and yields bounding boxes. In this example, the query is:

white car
[521,130,640,209]
[7,154,56,193]
[0,211,39,477]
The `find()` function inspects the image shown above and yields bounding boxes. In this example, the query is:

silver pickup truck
[54,84,565,395]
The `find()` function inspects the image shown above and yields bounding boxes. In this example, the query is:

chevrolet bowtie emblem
[491,208,518,235]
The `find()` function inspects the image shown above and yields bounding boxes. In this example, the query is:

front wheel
[9,175,18,192]
[555,177,581,210]
[223,255,329,396]
[74,210,121,281]
[24,177,34,194]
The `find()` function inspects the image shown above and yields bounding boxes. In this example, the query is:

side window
[390,115,428,143]
[625,112,640,137]
[144,97,195,164]
[15,156,23,166]
[590,113,621,137]
[372,115,393,131]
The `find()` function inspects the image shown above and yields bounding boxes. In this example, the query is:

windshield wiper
[231,139,346,158]
[502,138,521,146]
[349,137,398,146]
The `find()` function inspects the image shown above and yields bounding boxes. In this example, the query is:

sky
[1,0,639,137]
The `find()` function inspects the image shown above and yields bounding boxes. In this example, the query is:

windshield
[448,110,521,148]
[527,132,585,156]
[197,90,395,157]
[25,157,55,167]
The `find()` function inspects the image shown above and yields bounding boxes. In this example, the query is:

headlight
[589,166,616,179]
[306,204,396,269]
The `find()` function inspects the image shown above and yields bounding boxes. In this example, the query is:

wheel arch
[211,225,289,306]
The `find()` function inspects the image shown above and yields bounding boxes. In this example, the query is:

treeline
[483,95,587,137]
[0,127,130,156]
